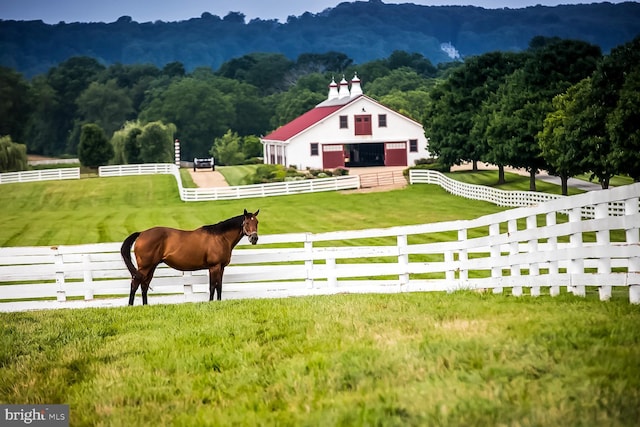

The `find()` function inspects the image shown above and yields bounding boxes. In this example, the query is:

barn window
[310,143,319,156]
[354,115,372,135]
[378,114,387,127]
[409,139,418,152]
[339,115,348,129]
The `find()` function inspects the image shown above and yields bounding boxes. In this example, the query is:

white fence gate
[1,183,638,311]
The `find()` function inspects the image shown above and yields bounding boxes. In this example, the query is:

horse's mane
[201,214,244,235]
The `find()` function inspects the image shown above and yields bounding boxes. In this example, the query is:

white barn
[261,74,430,170]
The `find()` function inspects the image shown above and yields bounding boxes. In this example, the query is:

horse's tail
[121,232,142,280]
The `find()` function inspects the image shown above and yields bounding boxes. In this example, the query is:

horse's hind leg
[140,266,157,306]
[128,277,141,306]
[141,281,150,305]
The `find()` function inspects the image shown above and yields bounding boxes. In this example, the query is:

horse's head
[242,209,259,245]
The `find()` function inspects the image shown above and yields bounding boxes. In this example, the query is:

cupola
[350,72,363,97]
[327,77,339,100]
[338,75,350,99]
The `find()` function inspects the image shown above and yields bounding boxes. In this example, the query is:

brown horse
[120,209,259,305]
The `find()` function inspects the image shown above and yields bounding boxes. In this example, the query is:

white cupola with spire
[350,72,363,97]
[338,75,350,99]
[327,77,339,100]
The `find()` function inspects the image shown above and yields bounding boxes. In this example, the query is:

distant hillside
[2,1,640,77]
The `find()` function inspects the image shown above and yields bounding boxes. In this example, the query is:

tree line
[426,35,640,193]
[3,2,639,78]
[1,36,639,195]
[0,49,448,168]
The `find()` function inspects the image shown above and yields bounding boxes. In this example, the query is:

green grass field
[0,174,509,246]
[217,165,261,186]
[1,168,638,426]
[1,293,638,426]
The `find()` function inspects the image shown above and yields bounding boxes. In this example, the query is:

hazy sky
[1,0,634,24]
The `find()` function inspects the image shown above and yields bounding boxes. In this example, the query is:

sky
[0,0,634,24]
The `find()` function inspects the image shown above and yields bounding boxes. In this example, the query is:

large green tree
[78,124,113,168]
[485,38,601,191]
[47,57,106,155]
[217,53,294,94]
[583,35,640,186]
[0,135,28,172]
[607,68,640,181]
[76,79,134,139]
[0,67,32,144]
[140,77,234,160]
[138,121,175,163]
[538,80,592,195]
[427,51,525,172]
[211,130,245,166]
[23,76,60,155]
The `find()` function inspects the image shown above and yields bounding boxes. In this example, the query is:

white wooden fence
[1,182,638,311]
[408,169,630,217]
[98,164,360,201]
[0,168,80,184]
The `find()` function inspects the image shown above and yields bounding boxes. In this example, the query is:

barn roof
[262,104,345,142]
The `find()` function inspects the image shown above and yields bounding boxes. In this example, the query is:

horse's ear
[244,209,248,216]
[254,209,259,216]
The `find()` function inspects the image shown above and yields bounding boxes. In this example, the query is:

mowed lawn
[1,171,639,426]
[0,174,507,246]
[1,293,638,426]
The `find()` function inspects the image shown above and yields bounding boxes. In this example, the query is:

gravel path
[187,169,229,187]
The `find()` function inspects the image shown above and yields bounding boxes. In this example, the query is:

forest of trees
[2,1,640,78]
[1,34,639,193]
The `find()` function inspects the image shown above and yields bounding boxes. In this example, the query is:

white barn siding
[285,98,429,170]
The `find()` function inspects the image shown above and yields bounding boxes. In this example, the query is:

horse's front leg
[208,265,224,301]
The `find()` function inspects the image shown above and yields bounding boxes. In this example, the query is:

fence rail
[0,168,80,184]
[99,163,360,201]
[409,169,631,217]
[2,182,638,311]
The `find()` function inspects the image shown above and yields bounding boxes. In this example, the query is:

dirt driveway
[187,169,229,187]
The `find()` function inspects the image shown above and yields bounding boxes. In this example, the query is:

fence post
[54,247,66,302]
[527,214,540,297]
[626,196,640,304]
[445,250,455,292]
[490,223,503,294]
[327,257,337,288]
[305,234,314,288]
[595,202,612,301]
[397,234,409,289]
[508,219,522,297]
[569,207,585,297]
[546,212,560,296]
[457,228,468,288]
[183,271,193,300]
[82,254,94,300]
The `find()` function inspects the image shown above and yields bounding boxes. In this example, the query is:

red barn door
[384,142,407,166]
[322,144,345,169]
